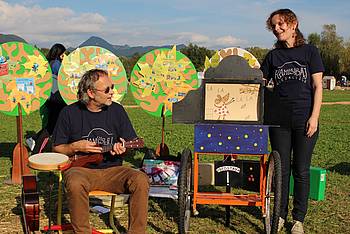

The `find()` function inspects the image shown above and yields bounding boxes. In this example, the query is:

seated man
[52,69,149,234]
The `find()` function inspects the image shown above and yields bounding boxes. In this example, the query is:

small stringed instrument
[22,175,40,233]
[59,138,144,170]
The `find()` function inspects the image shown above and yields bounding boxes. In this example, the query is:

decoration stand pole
[4,103,30,184]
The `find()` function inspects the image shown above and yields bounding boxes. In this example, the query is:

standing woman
[26,44,67,153]
[261,9,324,234]
[45,43,67,135]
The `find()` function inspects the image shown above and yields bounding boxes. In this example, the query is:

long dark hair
[46,43,66,63]
[266,9,305,48]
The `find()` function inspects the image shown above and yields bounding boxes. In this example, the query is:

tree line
[120,24,350,81]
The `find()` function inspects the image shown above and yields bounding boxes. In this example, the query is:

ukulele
[59,138,144,170]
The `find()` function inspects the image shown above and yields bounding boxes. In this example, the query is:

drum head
[28,152,69,171]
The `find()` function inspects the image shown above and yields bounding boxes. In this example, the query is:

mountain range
[0,34,186,57]
[78,36,186,57]
[0,34,27,44]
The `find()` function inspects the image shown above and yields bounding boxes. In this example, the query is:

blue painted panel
[194,123,268,154]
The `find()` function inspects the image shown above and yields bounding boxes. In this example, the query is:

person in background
[26,43,67,152]
[52,69,149,234]
[44,43,67,134]
[261,9,324,234]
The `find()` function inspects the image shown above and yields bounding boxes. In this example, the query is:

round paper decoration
[130,46,199,117]
[0,42,52,116]
[57,46,128,105]
[204,47,260,71]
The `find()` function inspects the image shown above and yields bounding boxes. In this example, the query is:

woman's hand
[306,116,318,137]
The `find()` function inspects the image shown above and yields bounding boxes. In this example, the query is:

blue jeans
[269,123,319,222]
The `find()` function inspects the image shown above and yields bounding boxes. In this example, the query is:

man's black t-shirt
[52,101,137,166]
[261,44,324,124]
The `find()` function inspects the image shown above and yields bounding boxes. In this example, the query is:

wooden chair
[89,190,120,234]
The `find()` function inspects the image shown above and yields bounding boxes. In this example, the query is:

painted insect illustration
[214,93,235,120]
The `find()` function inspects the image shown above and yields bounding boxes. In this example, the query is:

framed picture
[202,79,264,124]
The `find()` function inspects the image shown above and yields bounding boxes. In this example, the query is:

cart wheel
[264,150,282,234]
[178,148,192,234]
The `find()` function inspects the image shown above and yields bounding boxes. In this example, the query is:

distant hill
[78,36,186,57]
[0,34,27,44]
[79,36,118,55]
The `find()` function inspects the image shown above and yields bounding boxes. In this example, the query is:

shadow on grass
[13,195,27,234]
[148,197,178,234]
[0,142,16,158]
[193,204,263,233]
[36,171,71,228]
[327,162,350,175]
[147,183,264,233]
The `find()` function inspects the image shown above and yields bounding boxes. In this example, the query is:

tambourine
[28,153,70,171]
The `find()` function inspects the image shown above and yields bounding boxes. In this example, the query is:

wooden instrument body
[22,175,40,233]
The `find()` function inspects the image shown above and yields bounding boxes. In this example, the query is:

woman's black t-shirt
[261,44,324,125]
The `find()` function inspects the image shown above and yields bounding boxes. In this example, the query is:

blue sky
[1,0,350,49]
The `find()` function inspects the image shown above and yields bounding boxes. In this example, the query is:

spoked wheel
[264,150,282,234]
[178,148,192,234]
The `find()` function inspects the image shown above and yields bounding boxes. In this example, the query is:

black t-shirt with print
[52,101,137,167]
[261,44,324,124]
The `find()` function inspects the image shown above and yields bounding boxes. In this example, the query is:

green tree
[120,53,141,79]
[319,24,343,77]
[180,43,214,71]
[340,41,350,77]
[307,33,321,48]
[245,47,270,64]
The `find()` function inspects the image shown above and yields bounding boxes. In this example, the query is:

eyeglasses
[94,84,114,94]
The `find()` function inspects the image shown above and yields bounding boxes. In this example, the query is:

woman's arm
[306,72,323,137]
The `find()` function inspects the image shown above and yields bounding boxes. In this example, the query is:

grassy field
[0,90,349,233]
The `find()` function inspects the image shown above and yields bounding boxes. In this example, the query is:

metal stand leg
[45,171,54,233]
[225,155,231,227]
[57,171,63,234]
[109,195,119,234]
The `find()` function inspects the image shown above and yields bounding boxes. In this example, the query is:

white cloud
[0,0,108,47]
[173,32,210,44]
[138,32,248,49]
[213,36,247,48]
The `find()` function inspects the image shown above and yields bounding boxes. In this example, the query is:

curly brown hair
[266,9,305,48]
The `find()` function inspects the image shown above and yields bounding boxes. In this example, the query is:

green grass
[323,89,350,102]
[0,90,349,233]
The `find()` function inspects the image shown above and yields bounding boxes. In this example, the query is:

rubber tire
[264,150,282,234]
[178,148,192,234]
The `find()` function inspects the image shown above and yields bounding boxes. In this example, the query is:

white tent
[322,76,336,90]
